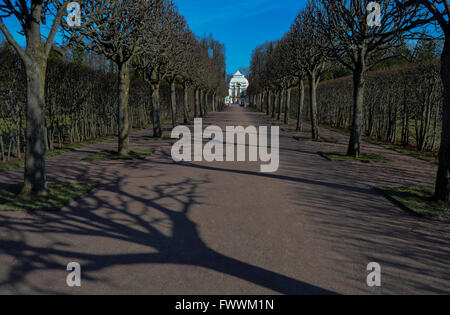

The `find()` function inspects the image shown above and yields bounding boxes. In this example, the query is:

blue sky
[1,0,306,74]
[175,0,306,74]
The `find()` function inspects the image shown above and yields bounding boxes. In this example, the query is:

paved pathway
[0,105,448,294]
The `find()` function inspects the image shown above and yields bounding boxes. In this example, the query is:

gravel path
[0,104,448,294]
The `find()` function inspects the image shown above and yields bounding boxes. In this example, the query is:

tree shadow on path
[0,160,335,294]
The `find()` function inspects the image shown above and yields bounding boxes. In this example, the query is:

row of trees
[0,0,227,197]
[248,0,450,203]
[249,56,442,151]
[1,44,215,162]
[306,60,441,152]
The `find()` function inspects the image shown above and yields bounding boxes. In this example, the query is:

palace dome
[229,70,249,88]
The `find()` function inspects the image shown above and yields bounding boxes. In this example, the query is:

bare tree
[133,0,182,137]
[177,29,199,124]
[0,0,72,196]
[286,21,308,131]
[276,38,296,125]
[295,2,330,139]
[68,0,148,155]
[320,0,428,157]
[405,0,450,202]
[163,13,189,128]
[248,41,274,114]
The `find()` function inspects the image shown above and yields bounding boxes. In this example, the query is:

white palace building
[225,70,249,106]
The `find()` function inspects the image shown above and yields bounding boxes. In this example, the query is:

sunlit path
[0,104,448,294]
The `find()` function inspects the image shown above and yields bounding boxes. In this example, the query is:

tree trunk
[435,37,450,202]
[204,91,209,115]
[401,89,410,146]
[0,131,4,162]
[284,88,291,125]
[296,78,304,132]
[308,73,319,140]
[260,92,264,112]
[277,89,283,121]
[266,91,270,116]
[118,61,130,155]
[183,83,189,124]
[194,88,199,118]
[21,57,48,197]
[170,79,177,128]
[347,64,365,157]
[272,91,278,118]
[199,90,204,117]
[152,83,162,138]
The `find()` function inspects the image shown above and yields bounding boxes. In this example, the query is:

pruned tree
[202,35,226,112]
[248,41,274,115]
[0,0,72,196]
[177,28,199,124]
[270,36,295,124]
[295,1,330,139]
[405,0,450,202]
[286,20,308,131]
[133,0,183,137]
[319,0,429,157]
[161,13,189,128]
[68,0,149,155]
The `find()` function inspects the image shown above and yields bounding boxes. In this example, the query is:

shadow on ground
[0,157,334,294]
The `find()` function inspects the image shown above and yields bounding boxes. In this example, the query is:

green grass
[83,149,154,161]
[319,151,393,163]
[377,186,450,217]
[137,135,175,141]
[129,124,152,133]
[0,160,23,173]
[293,135,338,143]
[0,121,161,173]
[0,182,97,212]
[281,127,297,132]
[319,124,438,165]
[0,136,115,173]
[363,137,438,165]
[46,136,115,158]
[279,124,304,132]
[320,124,350,136]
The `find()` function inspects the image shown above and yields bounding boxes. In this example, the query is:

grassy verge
[363,137,438,165]
[320,124,350,136]
[319,151,393,163]
[137,135,175,141]
[46,136,115,158]
[83,149,154,161]
[376,186,450,217]
[0,135,115,173]
[0,122,163,173]
[0,182,97,212]
[282,127,308,132]
[129,124,152,133]
[0,160,23,173]
[319,124,438,165]
[294,136,338,143]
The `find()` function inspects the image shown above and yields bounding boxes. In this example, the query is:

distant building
[225,70,249,105]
